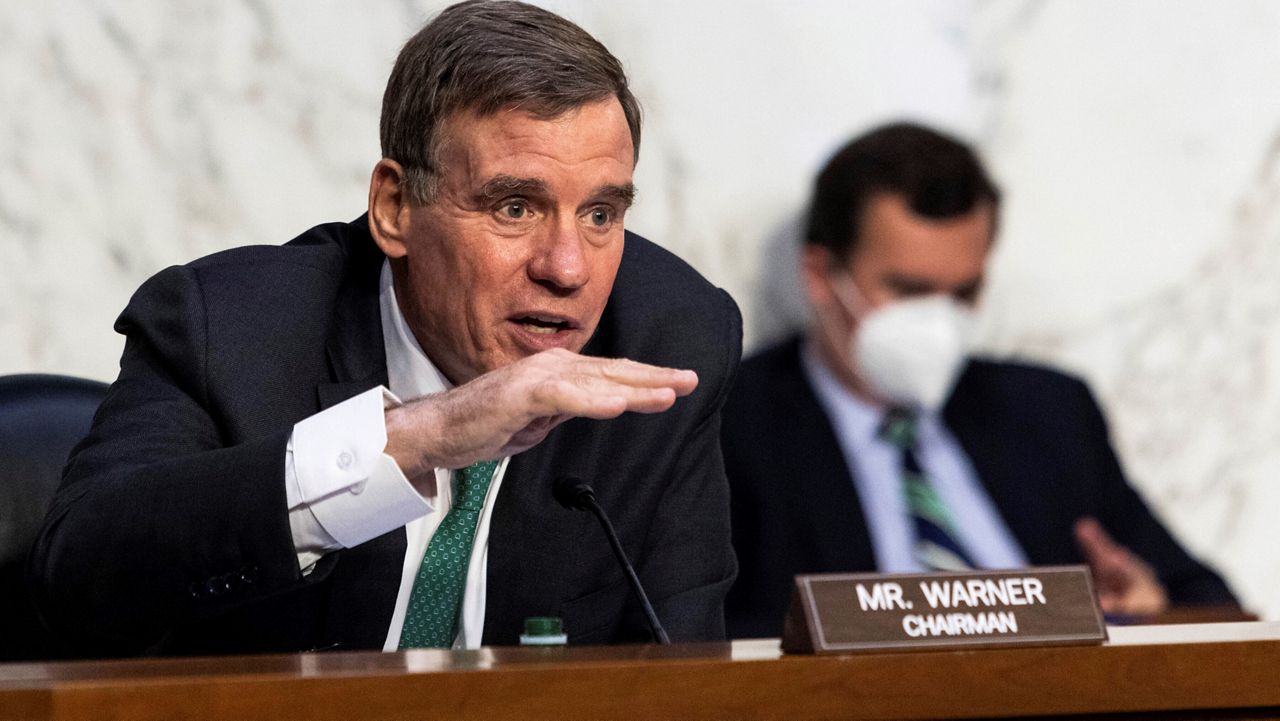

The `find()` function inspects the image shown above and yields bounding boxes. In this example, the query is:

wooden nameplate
[781,565,1107,654]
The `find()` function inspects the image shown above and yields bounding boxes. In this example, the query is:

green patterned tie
[398,460,498,649]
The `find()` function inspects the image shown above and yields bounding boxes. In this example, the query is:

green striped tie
[398,460,498,649]
[879,410,975,571]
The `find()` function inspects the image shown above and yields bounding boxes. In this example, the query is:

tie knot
[878,408,918,450]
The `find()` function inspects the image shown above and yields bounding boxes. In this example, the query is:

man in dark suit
[30,0,739,656]
[724,123,1235,639]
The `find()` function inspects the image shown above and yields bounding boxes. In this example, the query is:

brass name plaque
[781,565,1107,654]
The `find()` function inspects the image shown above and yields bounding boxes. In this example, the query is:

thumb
[1074,516,1137,586]
[1075,517,1124,566]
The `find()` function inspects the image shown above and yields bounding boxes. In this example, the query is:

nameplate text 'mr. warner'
[781,566,1106,654]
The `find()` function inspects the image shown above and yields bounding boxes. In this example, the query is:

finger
[568,374,682,414]
[528,378,630,420]
[584,357,699,395]
[1074,517,1140,597]
[1095,590,1120,615]
[1120,574,1169,615]
[1074,518,1168,613]
[1097,567,1167,616]
[1074,517,1130,572]
[617,385,680,413]
[528,370,683,417]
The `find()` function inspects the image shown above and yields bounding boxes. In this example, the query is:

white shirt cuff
[285,387,432,561]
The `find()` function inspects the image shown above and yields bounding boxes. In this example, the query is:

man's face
[805,192,995,396]
[392,98,635,385]
[845,192,993,310]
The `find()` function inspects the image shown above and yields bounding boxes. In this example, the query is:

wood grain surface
[1,622,1277,720]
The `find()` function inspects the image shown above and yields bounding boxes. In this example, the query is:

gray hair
[380,0,642,204]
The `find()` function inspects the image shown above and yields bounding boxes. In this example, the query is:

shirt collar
[799,337,945,446]
[379,259,453,401]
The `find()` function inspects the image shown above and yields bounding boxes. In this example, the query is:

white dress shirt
[799,341,1028,572]
[283,259,509,650]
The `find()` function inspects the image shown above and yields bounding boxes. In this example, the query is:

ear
[367,158,412,259]
[800,245,838,308]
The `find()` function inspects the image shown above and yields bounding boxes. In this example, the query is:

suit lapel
[318,224,389,409]
[780,340,878,572]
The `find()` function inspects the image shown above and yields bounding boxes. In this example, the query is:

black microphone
[553,476,671,645]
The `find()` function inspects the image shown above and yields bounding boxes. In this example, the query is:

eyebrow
[885,272,984,295]
[592,183,637,209]
[476,175,636,210]
[476,175,551,202]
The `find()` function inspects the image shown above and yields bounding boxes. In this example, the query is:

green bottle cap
[520,616,567,645]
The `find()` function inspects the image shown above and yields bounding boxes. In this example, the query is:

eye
[502,201,527,219]
[588,207,613,227]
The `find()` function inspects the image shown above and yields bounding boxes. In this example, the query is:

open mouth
[515,314,574,335]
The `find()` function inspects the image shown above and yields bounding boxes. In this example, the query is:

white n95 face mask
[830,277,975,412]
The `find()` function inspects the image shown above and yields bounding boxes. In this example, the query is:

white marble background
[3,1,1279,618]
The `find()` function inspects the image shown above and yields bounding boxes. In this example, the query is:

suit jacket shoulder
[947,356,1236,606]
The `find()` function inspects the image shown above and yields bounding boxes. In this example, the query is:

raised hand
[384,348,698,480]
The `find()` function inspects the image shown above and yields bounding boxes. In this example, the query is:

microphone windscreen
[553,476,594,511]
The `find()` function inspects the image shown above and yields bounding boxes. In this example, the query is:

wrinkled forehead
[435,100,637,183]
[435,94,639,162]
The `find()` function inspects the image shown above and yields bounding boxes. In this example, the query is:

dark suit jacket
[723,336,1236,639]
[29,216,741,656]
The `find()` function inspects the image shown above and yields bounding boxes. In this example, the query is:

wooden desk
[2,622,1278,720]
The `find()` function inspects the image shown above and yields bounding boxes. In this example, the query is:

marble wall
[3,1,1278,618]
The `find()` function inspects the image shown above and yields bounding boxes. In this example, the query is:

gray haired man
[33,0,740,656]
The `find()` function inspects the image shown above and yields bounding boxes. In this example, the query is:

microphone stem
[585,497,671,645]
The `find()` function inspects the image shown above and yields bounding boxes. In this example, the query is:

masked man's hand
[1074,516,1169,616]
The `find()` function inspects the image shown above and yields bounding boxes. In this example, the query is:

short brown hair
[380,0,642,204]
[806,122,1000,261]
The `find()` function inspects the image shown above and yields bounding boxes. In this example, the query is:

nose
[528,217,588,292]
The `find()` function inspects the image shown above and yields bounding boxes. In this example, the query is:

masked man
[723,123,1236,639]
